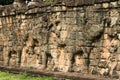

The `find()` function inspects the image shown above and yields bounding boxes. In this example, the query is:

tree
[0,0,14,5]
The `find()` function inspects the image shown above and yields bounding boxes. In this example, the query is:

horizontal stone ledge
[0,66,111,80]
[1,0,118,6]
[0,0,119,17]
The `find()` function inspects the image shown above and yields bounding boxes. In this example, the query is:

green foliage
[0,0,14,5]
[0,71,53,80]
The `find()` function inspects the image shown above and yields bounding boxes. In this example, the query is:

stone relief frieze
[0,0,120,79]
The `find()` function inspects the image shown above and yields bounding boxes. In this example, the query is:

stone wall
[0,0,120,79]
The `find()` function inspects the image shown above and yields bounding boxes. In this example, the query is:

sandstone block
[61,24,67,30]
[66,12,76,18]
[116,62,120,71]
[100,52,110,59]
[65,46,75,53]
[66,18,77,25]
[98,60,108,68]
[110,2,118,7]
[69,32,76,40]
[54,6,61,11]
[0,18,2,26]
[76,32,83,40]
[60,31,68,41]
[102,3,109,8]
[65,39,75,46]
[62,6,67,11]
[90,60,98,66]
[90,53,99,59]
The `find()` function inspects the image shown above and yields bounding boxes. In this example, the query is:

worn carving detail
[0,0,120,79]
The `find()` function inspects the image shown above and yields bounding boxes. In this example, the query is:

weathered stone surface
[0,0,120,79]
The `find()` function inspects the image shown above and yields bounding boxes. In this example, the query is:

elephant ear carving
[83,25,104,40]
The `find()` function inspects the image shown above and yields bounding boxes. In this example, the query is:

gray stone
[66,18,77,25]
[69,32,76,40]
[65,39,75,46]
[66,12,76,18]
[90,60,98,66]
[8,41,14,47]
[65,46,76,53]
[76,32,84,40]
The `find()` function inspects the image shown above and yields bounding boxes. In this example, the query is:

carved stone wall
[0,0,120,79]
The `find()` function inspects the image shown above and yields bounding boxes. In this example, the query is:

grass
[0,71,53,80]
